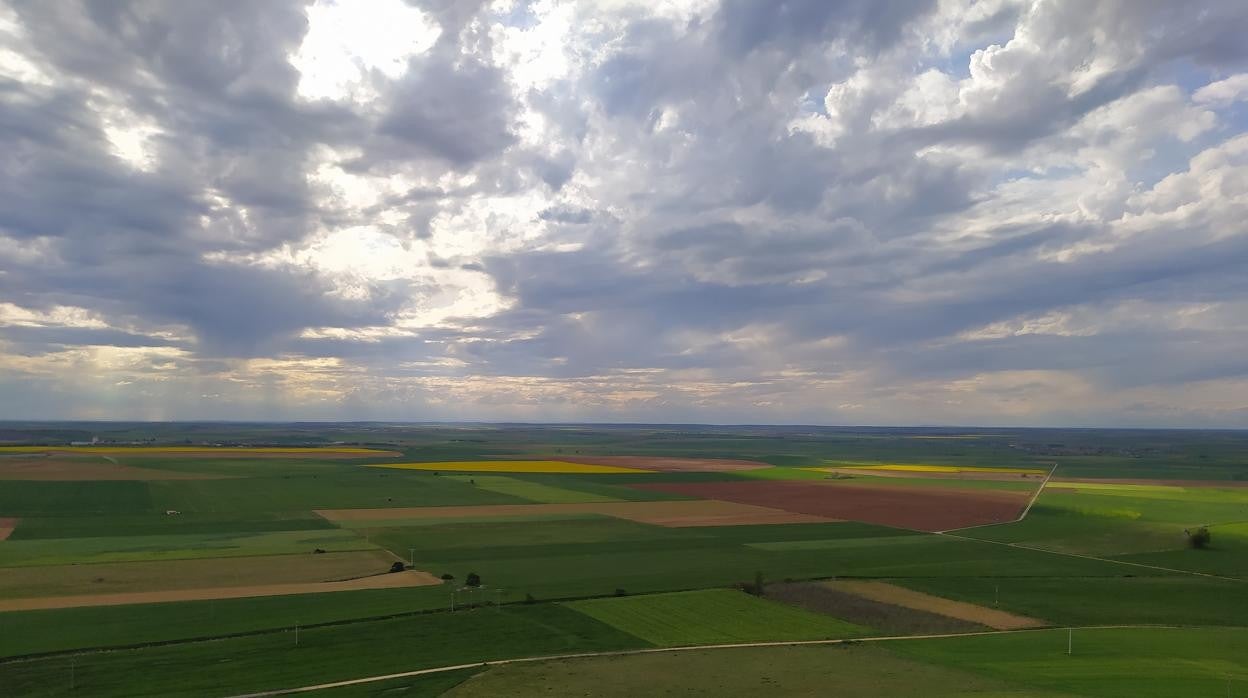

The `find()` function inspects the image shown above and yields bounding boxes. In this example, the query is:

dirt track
[0,570,442,612]
[549,456,771,472]
[317,500,833,527]
[631,481,1030,532]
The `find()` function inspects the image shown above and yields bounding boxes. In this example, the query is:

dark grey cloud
[714,0,936,57]
[375,53,516,167]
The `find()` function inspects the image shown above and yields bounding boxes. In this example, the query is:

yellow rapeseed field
[368,460,646,474]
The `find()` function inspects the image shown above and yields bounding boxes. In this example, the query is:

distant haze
[2,1,1248,427]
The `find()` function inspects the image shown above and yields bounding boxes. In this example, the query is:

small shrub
[389,561,406,573]
[465,572,482,587]
[441,573,455,581]
[614,588,627,597]
[1187,526,1212,549]
[524,593,537,604]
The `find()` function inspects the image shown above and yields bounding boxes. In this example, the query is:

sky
[1,0,1248,427]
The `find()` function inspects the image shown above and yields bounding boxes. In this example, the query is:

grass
[0,605,646,697]
[446,643,1065,697]
[444,475,620,503]
[895,626,1248,697]
[565,589,863,646]
[0,529,374,567]
[369,460,647,474]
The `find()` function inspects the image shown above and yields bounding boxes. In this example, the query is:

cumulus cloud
[1,0,1248,426]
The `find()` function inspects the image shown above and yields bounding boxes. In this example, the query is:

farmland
[565,589,863,645]
[0,423,1246,695]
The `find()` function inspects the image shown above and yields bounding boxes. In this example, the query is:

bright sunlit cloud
[292,0,441,102]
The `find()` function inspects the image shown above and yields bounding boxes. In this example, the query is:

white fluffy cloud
[1,0,1248,426]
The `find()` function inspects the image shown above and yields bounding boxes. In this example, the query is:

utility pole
[409,547,416,568]
[496,588,503,611]
[1067,628,1072,656]
[451,589,456,612]
[994,585,999,607]
[295,621,299,646]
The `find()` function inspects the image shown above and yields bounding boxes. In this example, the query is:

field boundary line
[223,624,1191,698]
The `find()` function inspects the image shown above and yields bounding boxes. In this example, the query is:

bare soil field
[766,582,986,635]
[0,458,233,481]
[824,580,1046,630]
[548,456,772,472]
[0,518,16,541]
[316,500,833,527]
[0,550,401,600]
[630,481,1029,531]
[0,569,440,612]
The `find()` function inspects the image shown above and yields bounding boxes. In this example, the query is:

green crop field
[7,511,338,540]
[0,529,374,567]
[895,626,1248,697]
[565,589,863,646]
[0,423,1246,696]
[0,605,646,697]
[446,643,1068,697]
[442,475,621,503]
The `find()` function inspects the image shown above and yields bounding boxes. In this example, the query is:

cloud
[1,0,1248,426]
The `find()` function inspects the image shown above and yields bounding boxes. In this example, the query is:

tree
[389,561,406,573]
[465,571,482,587]
[1187,526,1212,549]
[738,570,766,596]
[441,573,455,581]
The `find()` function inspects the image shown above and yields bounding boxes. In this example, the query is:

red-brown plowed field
[630,481,1030,532]
[0,517,16,541]
[548,455,771,472]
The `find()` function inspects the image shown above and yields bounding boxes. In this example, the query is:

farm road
[224,624,1186,698]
